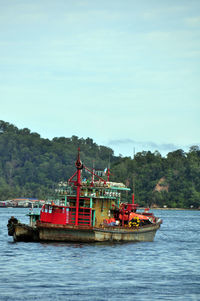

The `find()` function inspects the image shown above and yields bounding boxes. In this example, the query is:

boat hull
[37,222,161,243]
[7,217,39,242]
[14,224,39,242]
[8,223,39,242]
[8,217,161,243]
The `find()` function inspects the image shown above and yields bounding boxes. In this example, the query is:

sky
[0,0,199,157]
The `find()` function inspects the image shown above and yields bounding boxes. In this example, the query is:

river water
[0,208,199,301]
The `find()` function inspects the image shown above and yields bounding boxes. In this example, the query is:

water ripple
[0,208,200,301]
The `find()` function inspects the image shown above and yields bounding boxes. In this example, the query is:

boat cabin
[40,180,131,227]
[39,149,154,229]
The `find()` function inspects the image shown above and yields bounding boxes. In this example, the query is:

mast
[107,152,111,181]
[75,148,83,226]
[107,168,110,181]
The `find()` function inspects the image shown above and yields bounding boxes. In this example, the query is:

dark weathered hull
[13,224,39,242]
[37,222,161,243]
[7,218,39,242]
[8,218,161,243]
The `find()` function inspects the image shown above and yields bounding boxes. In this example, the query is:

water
[0,208,200,301]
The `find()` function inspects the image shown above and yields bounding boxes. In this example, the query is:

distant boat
[7,149,162,243]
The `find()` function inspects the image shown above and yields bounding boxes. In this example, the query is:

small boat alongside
[7,149,162,243]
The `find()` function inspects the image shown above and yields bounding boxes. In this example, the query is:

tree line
[0,120,200,209]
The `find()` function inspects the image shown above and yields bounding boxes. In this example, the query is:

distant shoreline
[139,207,199,211]
[1,206,199,211]
[151,208,199,211]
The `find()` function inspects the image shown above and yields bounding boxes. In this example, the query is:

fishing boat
[7,149,162,243]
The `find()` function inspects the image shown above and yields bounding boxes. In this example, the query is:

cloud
[142,5,188,20]
[108,139,135,145]
[185,17,200,27]
[108,139,194,152]
[0,0,199,156]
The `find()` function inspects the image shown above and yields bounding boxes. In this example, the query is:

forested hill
[0,120,200,209]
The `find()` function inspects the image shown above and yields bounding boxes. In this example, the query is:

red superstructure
[8,149,162,243]
[40,148,106,227]
[39,148,160,231]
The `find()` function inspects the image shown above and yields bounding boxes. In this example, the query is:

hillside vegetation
[0,120,200,209]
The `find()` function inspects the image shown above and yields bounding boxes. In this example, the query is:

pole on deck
[132,193,135,204]
[75,148,83,226]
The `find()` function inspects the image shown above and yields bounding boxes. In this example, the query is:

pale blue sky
[0,0,199,156]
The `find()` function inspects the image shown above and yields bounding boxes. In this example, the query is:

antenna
[92,160,95,182]
[133,147,135,159]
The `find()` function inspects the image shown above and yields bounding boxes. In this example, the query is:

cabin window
[79,199,84,207]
